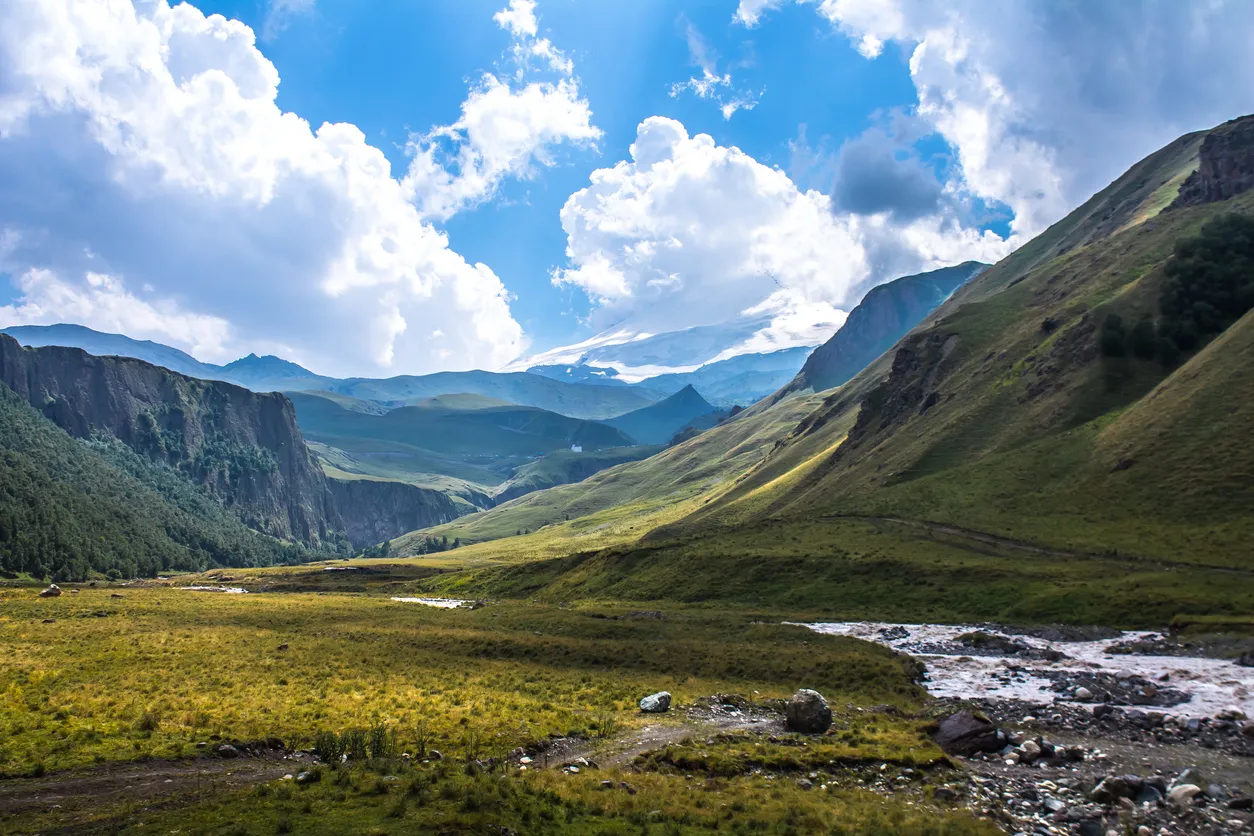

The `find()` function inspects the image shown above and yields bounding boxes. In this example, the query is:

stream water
[800,622,1254,719]
[389,597,468,608]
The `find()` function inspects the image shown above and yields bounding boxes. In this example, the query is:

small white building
[570,444,583,453]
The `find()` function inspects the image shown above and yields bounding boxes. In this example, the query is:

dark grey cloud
[831,128,943,221]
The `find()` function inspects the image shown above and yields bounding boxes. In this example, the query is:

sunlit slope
[392,391,825,553]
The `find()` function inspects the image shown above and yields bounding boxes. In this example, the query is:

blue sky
[0,1,1252,378]
[195,0,921,352]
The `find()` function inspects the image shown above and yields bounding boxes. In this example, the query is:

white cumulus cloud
[737,0,1254,240]
[550,117,1008,361]
[403,0,598,220]
[0,0,601,377]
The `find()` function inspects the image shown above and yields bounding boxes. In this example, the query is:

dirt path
[532,700,785,771]
[831,514,1254,576]
[0,750,312,834]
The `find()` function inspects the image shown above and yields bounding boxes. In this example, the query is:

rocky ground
[931,697,1254,836]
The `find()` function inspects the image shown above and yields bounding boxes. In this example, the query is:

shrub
[1159,213,1254,352]
[1099,313,1127,357]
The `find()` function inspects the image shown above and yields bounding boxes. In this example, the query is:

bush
[1159,213,1254,352]
[1099,313,1127,357]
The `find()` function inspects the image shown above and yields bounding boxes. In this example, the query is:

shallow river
[800,622,1254,719]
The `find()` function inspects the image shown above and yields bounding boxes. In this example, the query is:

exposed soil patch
[0,745,315,833]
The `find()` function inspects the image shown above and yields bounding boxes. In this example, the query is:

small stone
[1207,782,1226,800]
[429,750,442,760]
[797,778,813,790]
[1074,687,1094,701]
[295,770,319,784]
[567,766,580,774]
[1115,670,1135,681]
[1217,706,1248,721]
[1043,798,1066,814]
[519,756,532,765]
[1135,784,1163,805]
[39,584,62,598]
[600,780,614,789]
[216,744,239,758]
[1137,828,1152,836]
[1227,796,1254,810]
[639,691,672,713]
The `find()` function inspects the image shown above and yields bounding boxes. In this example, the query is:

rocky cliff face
[790,262,986,394]
[0,334,336,545]
[328,479,460,550]
[1172,115,1254,208]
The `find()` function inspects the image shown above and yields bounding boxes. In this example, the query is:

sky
[0,0,1252,378]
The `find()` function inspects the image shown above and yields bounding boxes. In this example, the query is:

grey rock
[933,711,1001,755]
[39,584,62,598]
[1206,782,1225,800]
[1134,784,1162,805]
[1043,798,1066,814]
[785,689,832,734]
[1167,784,1202,806]
[1073,686,1094,701]
[1228,796,1254,810]
[639,692,672,713]
[295,770,320,784]
[1077,819,1104,836]
[216,744,240,758]
[796,778,813,790]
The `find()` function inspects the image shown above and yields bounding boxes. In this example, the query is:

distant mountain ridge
[787,261,988,394]
[0,324,658,420]
[605,384,719,445]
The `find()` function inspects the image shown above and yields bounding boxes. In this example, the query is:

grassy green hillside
[399,116,1254,625]
[394,390,826,553]
[492,445,662,504]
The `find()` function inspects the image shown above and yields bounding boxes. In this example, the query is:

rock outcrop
[1172,115,1254,208]
[328,478,460,550]
[0,334,335,546]
[0,335,465,551]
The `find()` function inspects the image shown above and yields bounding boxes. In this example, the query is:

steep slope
[0,383,316,580]
[0,334,336,546]
[670,115,1254,566]
[605,385,717,444]
[326,478,461,550]
[411,115,1254,623]
[788,262,987,393]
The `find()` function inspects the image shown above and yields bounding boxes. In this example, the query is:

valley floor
[3,549,1253,835]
